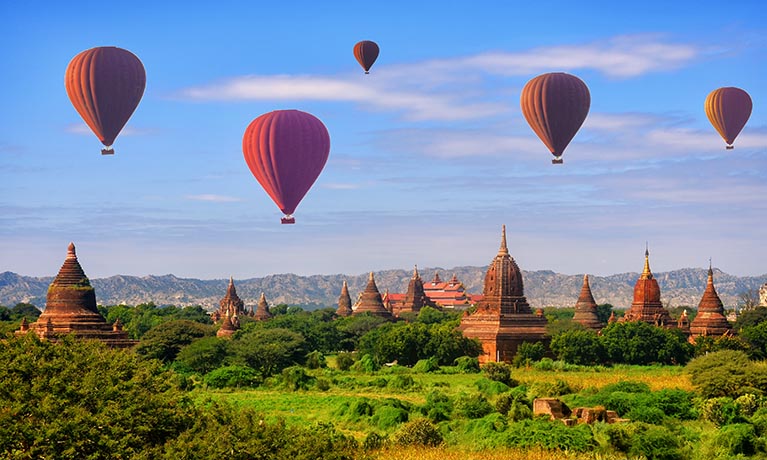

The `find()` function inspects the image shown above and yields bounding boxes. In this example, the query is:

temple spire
[499,224,509,256]
[412,265,419,280]
[67,242,76,260]
[641,245,653,280]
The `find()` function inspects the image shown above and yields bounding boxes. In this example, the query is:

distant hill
[1,267,764,311]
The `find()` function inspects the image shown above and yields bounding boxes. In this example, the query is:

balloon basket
[101,148,114,155]
[726,145,734,150]
[364,71,370,74]
[552,158,563,164]
[281,217,296,224]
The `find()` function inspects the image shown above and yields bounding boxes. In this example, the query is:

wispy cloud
[65,123,151,136]
[185,194,243,202]
[176,34,704,122]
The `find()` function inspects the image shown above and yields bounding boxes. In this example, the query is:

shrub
[700,397,745,426]
[528,379,574,398]
[281,365,313,391]
[482,361,513,386]
[708,423,760,457]
[351,354,380,373]
[626,405,665,425]
[315,377,331,391]
[422,390,453,422]
[388,374,417,390]
[412,357,440,373]
[501,418,596,452]
[512,341,546,367]
[686,350,767,398]
[735,393,762,417]
[628,425,683,460]
[475,377,511,396]
[550,330,604,365]
[305,350,326,369]
[391,419,443,447]
[335,351,356,371]
[363,432,387,450]
[454,356,480,373]
[372,405,409,430]
[455,393,494,419]
[204,365,261,389]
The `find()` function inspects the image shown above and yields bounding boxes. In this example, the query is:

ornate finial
[707,259,714,283]
[413,265,419,279]
[641,245,653,280]
[499,225,509,255]
[369,271,375,282]
[67,242,76,259]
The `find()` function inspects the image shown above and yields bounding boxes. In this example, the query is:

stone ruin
[533,398,628,426]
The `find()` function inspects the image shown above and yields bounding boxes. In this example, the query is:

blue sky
[1,1,766,279]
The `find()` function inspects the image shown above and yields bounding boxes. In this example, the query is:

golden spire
[640,244,653,280]
[707,259,714,285]
[499,224,509,255]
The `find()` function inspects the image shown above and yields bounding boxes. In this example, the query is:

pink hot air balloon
[520,72,591,164]
[242,110,330,224]
[705,87,752,150]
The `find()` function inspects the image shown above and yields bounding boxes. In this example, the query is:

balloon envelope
[65,46,146,155]
[705,87,752,149]
[242,110,330,224]
[520,72,590,164]
[353,40,379,74]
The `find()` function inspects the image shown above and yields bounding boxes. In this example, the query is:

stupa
[460,225,548,363]
[619,247,674,327]
[689,264,732,338]
[392,266,435,317]
[572,275,604,331]
[17,243,136,348]
[212,277,246,322]
[352,272,392,318]
[336,280,353,317]
[216,314,237,337]
[253,292,272,321]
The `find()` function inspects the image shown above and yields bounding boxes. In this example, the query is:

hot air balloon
[520,72,590,164]
[65,46,146,155]
[353,40,379,74]
[705,87,752,150]
[242,110,330,224]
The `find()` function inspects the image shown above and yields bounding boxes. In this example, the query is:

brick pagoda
[254,292,272,321]
[16,243,136,348]
[336,280,353,317]
[460,225,548,363]
[572,275,604,331]
[619,248,674,327]
[352,272,392,319]
[689,264,732,338]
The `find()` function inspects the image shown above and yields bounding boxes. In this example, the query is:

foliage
[512,341,546,367]
[735,306,767,330]
[692,334,751,357]
[550,329,605,365]
[455,393,494,419]
[454,356,480,373]
[595,303,614,325]
[391,419,443,447]
[204,365,261,389]
[422,390,453,422]
[0,335,193,459]
[136,319,215,362]
[700,397,745,426]
[232,327,306,376]
[412,356,441,373]
[500,418,596,452]
[495,392,532,421]
[351,353,380,373]
[706,423,762,458]
[626,424,683,460]
[482,361,514,386]
[335,351,356,371]
[101,302,212,340]
[305,350,326,369]
[174,336,229,374]
[601,321,693,365]
[686,350,767,398]
[281,365,314,391]
[740,321,767,358]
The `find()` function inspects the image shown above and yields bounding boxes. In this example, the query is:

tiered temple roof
[619,248,674,327]
[422,272,472,309]
[212,277,246,322]
[390,266,437,317]
[16,243,136,348]
[352,272,392,319]
[254,292,272,321]
[460,225,548,363]
[216,314,237,337]
[572,275,604,331]
[336,280,353,317]
[689,265,732,338]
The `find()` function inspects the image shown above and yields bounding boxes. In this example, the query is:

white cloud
[65,123,148,136]
[184,194,243,202]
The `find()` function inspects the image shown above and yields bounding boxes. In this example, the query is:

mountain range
[1,267,765,311]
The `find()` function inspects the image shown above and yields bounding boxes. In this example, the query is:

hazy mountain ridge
[2,267,764,311]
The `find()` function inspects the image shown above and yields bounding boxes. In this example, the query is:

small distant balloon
[520,72,591,164]
[705,87,752,150]
[242,110,330,224]
[353,40,379,74]
[65,46,146,155]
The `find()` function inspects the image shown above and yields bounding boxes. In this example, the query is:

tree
[686,350,767,398]
[740,322,767,359]
[136,320,215,362]
[738,289,761,312]
[232,328,306,376]
[174,336,230,374]
[10,303,41,321]
[600,321,693,365]
[595,304,614,325]
[735,307,767,331]
[551,330,605,365]
[0,334,194,459]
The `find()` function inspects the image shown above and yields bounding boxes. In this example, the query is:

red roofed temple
[689,264,732,338]
[459,225,548,363]
[619,248,674,327]
[423,272,472,309]
[16,243,136,348]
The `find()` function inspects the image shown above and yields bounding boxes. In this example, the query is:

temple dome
[352,272,392,318]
